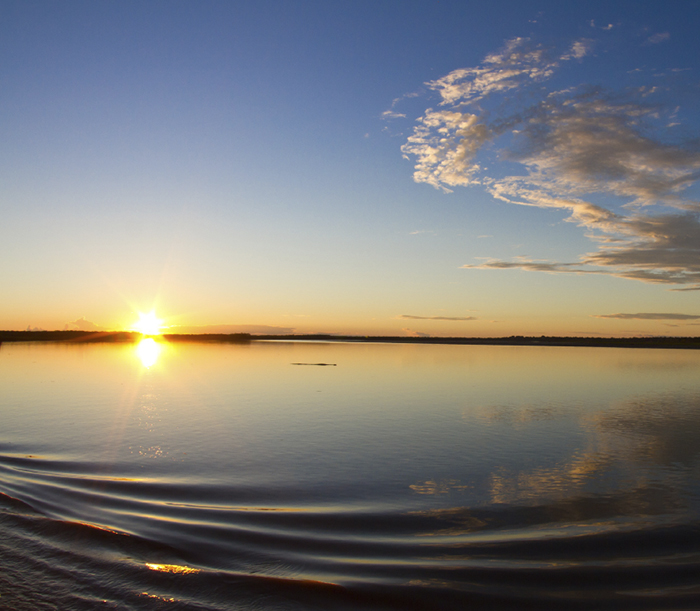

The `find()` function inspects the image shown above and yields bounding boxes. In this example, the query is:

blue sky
[2,1,700,336]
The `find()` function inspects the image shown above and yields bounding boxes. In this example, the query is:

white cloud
[561,39,594,60]
[399,35,700,290]
[424,38,561,107]
[64,317,104,331]
[382,110,406,119]
[401,110,491,191]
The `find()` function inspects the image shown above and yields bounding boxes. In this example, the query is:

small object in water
[291,362,337,366]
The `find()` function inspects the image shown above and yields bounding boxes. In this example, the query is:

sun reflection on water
[145,563,200,574]
[136,338,162,368]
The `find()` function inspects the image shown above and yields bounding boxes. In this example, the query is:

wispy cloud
[592,313,700,320]
[169,324,295,335]
[398,36,700,290]
[383,92,421,120]
[64,317,104,331]
[647,32,670,44]
[382,110,406,119]
[402,328,431,337]
[560,39,594,60]
[397,314,477,321]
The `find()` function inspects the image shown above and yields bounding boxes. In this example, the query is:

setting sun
[132,311,163,336]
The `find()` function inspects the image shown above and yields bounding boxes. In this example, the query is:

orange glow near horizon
[132,311,163,336]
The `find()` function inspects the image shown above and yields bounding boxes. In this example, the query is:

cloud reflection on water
[466,391,700,520]
[592,392,700,468]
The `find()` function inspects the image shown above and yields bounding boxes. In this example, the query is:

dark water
[0,340,699,610]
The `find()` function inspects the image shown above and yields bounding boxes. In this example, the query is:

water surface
[1,340,699,609]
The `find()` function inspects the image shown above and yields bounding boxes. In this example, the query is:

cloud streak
[397,36,700,290]
[398,314,477,321]
[169,324,295,335]
[593,313,700,321]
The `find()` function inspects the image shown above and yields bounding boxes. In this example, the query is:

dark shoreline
[2,330,700,350]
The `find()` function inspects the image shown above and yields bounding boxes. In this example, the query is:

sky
[2,0,700,337]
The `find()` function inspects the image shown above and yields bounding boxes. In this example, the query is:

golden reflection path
[145,563,200,574]
[136,338,162,368]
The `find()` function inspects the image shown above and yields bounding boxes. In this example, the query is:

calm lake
[1,339,699,610]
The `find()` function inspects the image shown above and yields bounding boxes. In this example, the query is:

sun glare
[136,337,162,368]
[132,311,163,336]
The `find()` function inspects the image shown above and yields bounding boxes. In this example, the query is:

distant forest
[1,330,699,350]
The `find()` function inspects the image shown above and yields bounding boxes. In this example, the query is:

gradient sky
[2,0,700,337]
